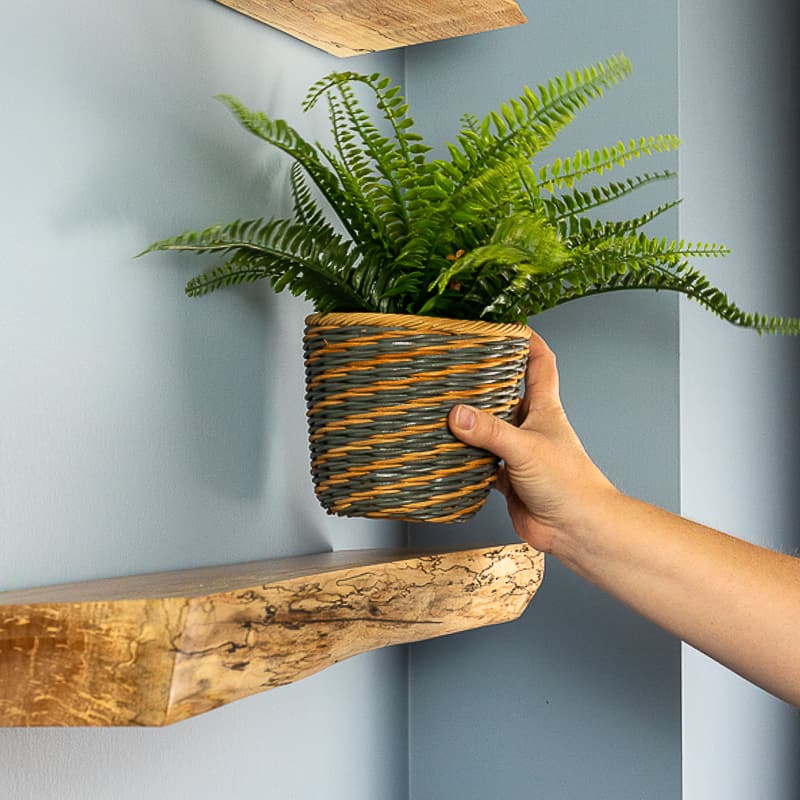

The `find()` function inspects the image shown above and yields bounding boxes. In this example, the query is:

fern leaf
[141,61,799,336]
[506,236,796,335]
[537,135,680,192]
[524,54,634,145]
[184,251,271,297]
[215,95,366,248]
[144,217,369,310]
[289,163,327,228]
[445,53,634,195]
[568,262,800,335]
[541,170,676,222]
[141,218,280,257]
[561,199,683,243]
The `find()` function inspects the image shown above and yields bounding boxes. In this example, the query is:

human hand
[448,330,618,554]
[452,334,800,706]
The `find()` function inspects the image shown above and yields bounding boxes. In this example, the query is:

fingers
[511,397,525,427]
[494,464,512,498]
[448,404,532,468]
[449,329,559,469]
[523,329,561,414]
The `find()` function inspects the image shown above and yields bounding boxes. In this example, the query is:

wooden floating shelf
[0,544,543,727]
[214,0,527,57]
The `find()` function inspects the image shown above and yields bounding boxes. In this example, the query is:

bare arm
[448,331,800,706]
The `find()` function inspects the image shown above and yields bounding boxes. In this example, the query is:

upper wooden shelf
[0,544,543,726]
[214,0,527,57]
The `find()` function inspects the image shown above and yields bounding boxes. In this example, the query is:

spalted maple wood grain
[0,545,543,726]
[214,0,527,56]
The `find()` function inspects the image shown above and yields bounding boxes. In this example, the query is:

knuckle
[481,411,507,450]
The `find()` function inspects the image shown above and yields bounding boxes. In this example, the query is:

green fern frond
[318,99,397,255]
[507,233,791,333]
[537,136,680,192]
[430,212,567,293]
[215,95,365,246]
[303,72,442,261]
[452,55,634,178]
[305,72,430,169]
[459,112,481,133]
[324,83,407,222]
[183,250,272,297]
[289,163,326,228]
[144,217,368,310]
[561,199,683,242]
[141,218,281,257]
[527,53,634,139]
[141,57,799,336]
[566,236,731,280]
[541,170,676,222]
[558,258,800,335]
[436,54,634,207]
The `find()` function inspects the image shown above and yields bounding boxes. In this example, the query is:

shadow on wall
[176,284,276,501]
[42,4,314,502]
[50,3,296,239]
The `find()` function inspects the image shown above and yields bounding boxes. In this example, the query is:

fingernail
[454,404,477,430]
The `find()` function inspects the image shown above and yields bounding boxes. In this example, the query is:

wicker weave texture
[304,313,531,523]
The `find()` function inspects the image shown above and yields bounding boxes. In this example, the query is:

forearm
[556,490,800,706]
[447,335,800,705]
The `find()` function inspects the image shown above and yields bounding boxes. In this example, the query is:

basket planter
[143,64,798,524]
[304,312,532,523]
[145,63,800,525]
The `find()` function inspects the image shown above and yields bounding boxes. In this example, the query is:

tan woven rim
[305,312,533,340]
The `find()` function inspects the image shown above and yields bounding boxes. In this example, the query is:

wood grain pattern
[0,545,543,726]
[214,0,527,56]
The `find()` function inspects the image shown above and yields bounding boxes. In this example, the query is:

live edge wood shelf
[214,0,527,57]
[0,544,543,727]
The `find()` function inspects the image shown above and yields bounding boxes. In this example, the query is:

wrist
[549,482,627,576]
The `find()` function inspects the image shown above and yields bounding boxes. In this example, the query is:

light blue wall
[405,1,683,797]
[4,2,796,798]
[0,2,407,798]
[679,1,800,796]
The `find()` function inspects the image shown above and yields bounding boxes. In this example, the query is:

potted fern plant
[141,53,799,524]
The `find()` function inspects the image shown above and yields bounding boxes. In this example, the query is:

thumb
[448,404,530,468]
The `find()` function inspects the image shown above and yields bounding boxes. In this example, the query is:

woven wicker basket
[304,312,532,523]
